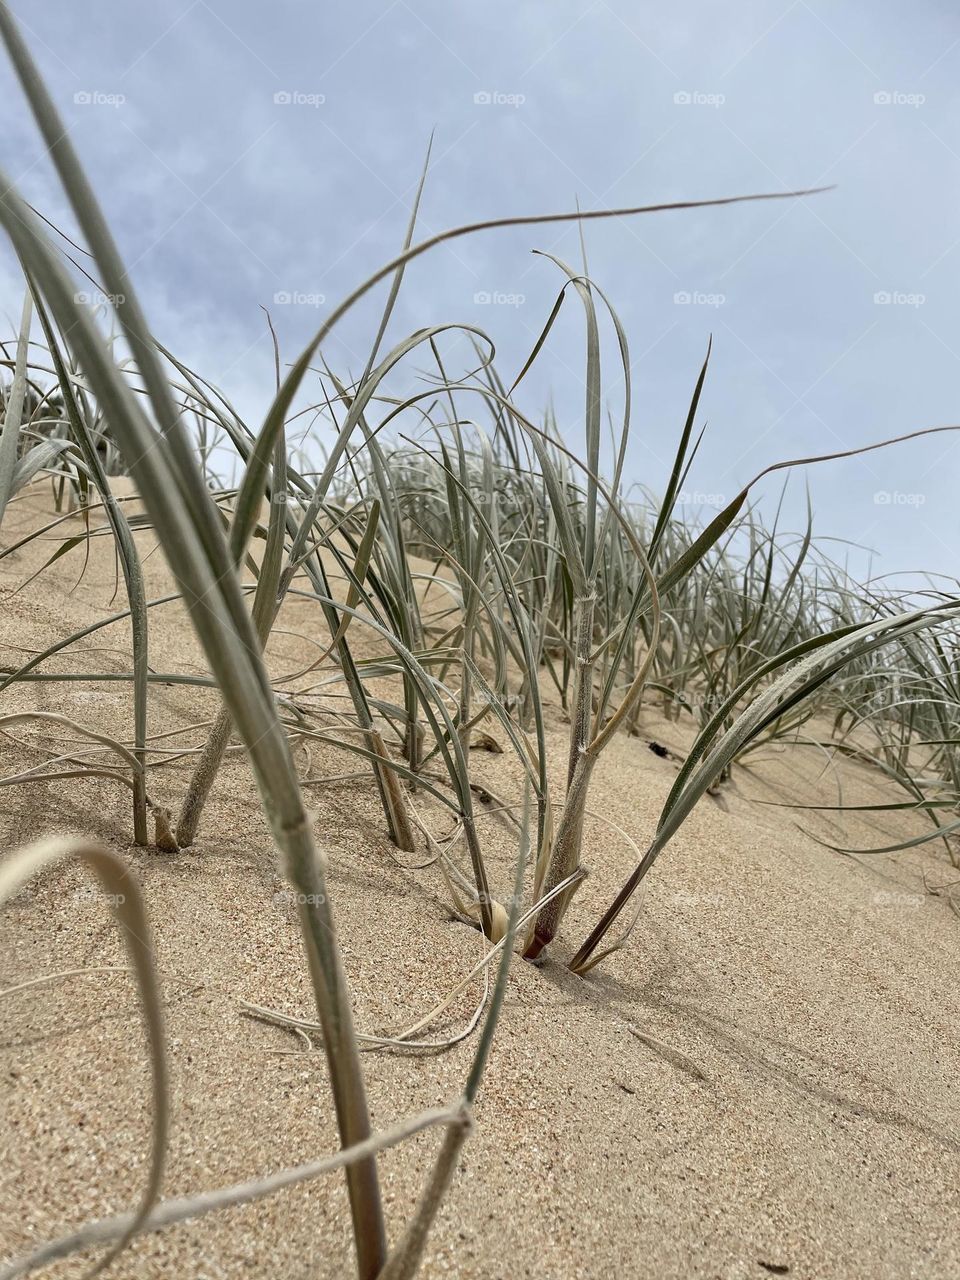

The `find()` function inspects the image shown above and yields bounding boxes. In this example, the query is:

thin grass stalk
[199,390,417,852]
[0,837,168,1277]
[176,425,289,847]
[376,1108,473,1280]
[173,371,415,851]
[0,31,387,1271]
[525,748,597,957]
[30,289,149,844]
[318,373,419,846]
[304,554,416,852]
[378,786,532,1279]
[565,591,597,789]
[570,601,960,971]
[0,292,31,525]
[0,1105,463,1280]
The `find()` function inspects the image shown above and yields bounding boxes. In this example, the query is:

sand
[1,482,959,1279]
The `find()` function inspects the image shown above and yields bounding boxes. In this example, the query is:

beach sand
[1,483,958,1279]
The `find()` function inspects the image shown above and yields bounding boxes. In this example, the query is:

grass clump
[1,5,959,1275]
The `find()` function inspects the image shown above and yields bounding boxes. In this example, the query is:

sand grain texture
[1,484,958,1279]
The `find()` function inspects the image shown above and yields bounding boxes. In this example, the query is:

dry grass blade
[0,837,167,1278]
[0,1105,464,1280]
[0,291,32,526]
[0,10,387,1270]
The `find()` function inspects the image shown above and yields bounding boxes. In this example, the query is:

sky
[1,0,959,582]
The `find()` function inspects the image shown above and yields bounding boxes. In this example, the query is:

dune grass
[1,4,959,1275]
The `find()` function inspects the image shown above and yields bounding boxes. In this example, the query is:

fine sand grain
[1,484,958,1279]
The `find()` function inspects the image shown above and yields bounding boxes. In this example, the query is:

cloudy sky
[2,0,959,581]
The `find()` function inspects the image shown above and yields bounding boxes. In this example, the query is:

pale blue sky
[2,1,959,580]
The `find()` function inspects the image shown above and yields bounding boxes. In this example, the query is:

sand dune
[1,486,958,1279]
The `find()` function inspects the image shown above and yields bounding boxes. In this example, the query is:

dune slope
[1,485,958,1279]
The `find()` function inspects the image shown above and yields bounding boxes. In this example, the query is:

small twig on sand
[626,1023,710,1083]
